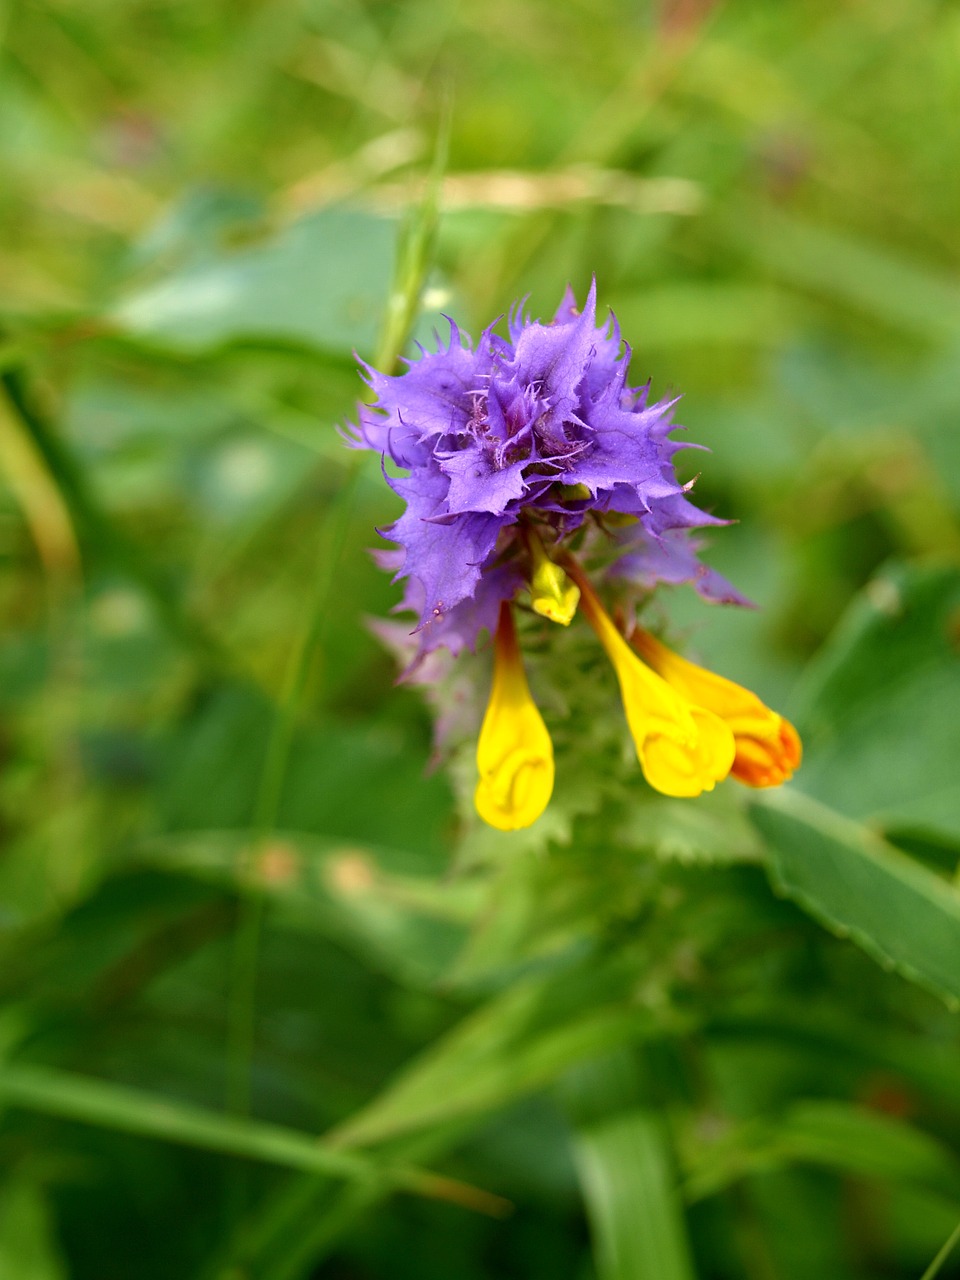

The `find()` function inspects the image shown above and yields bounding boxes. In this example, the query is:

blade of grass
[0,383,80,588]
[575,1112,698,1280]
[0,1063,506,1216]
[921,1219,960,1280]
[221,1119,502,1280]
[374,88,451,372]
[563,1054,698,1280]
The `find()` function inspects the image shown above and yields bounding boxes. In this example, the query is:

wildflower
[350,282,800,829]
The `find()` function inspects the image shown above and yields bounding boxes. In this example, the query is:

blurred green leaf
[125,187,267,274]
[751,787,960,1006]
[614,283,797,350]
[575,1112,697,1280]
[563,1054,697,1280]
[781,1101,960,1193]
[143,829,472,989]
[111,208,396,355]
[0,1065,368,1179]
[156,686,454,856]
[329,962,665,1149]
[792,562,960,840]
[741,209,960,341]
[684,1099,960,1206]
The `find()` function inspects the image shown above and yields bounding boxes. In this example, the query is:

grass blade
[921,1219,960,1280]
[575,1112,697,1280]
[0,1063,506,1214]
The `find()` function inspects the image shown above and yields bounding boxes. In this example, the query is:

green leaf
[110,207,396,356]
[156,686,454,858]
[793,562,960,841]
[616,790,765,867]
[0,1062,368,1179]
[781,1101,960,1193]
[562,1053,697,1280]
[576,1112,697,1280]
[684,1099,960,1205]
[750,787,960,1006]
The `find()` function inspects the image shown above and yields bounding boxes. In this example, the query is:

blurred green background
[2,1,960,1277]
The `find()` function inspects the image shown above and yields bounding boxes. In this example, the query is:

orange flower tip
[730,717,802,789]
[629,625,802,791]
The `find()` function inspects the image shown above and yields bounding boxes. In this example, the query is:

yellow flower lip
[629,627,802,789]
[474,603,555,831]
[566,562,735,797]
[525,528,580,626]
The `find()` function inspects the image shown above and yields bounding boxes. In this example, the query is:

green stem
[220,100,452,1241]
[223,96,452,1125]
[224,456,364,1108]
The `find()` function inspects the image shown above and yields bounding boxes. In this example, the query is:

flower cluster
[350,282,800,830]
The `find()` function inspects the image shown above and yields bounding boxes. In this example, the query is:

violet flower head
[348,282,799,833]
[349,280,744,665]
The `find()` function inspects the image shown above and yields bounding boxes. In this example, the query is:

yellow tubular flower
[475,603,555,830]
[568,566,735,797]
[526,528,580,625]
[630,629,802,788]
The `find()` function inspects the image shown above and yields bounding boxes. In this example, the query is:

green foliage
[112,208,398,356]
[2,0,960,1277]
[792,563,960,838]
[565,1054,697,1280]
[753,789,960,1007]
[576,1110,696,1280]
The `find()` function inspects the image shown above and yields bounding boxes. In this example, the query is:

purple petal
[611,528,752,606]
[439,443,529,515]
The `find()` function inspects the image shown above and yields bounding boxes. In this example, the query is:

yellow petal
[568,566,735,797]
[475,603,555,830]
[630,629,802,789]
[526,528,580,625]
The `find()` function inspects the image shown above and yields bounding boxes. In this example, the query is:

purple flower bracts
[350,281,744,662]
